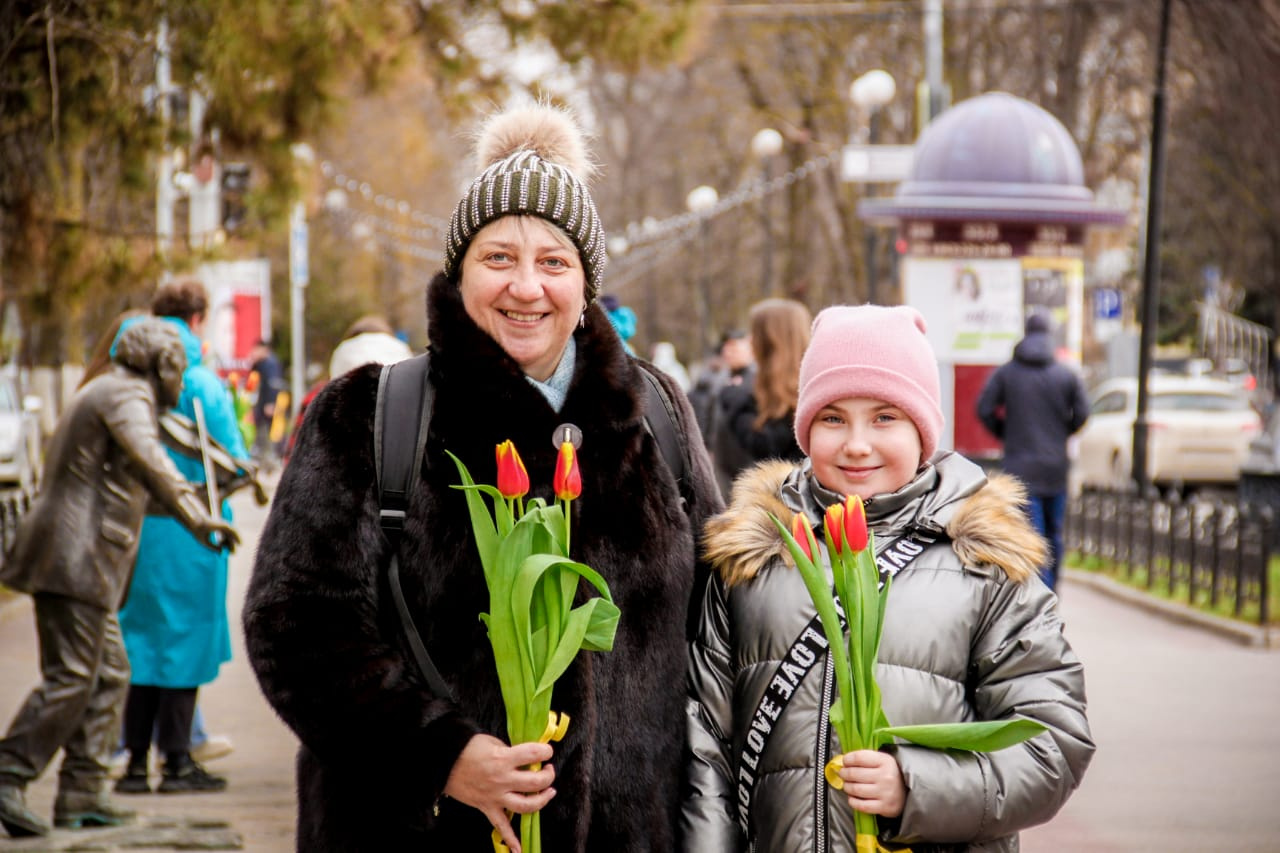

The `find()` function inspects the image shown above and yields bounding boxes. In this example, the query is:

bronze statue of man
[0,318,240,838]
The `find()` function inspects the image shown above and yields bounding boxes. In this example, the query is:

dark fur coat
[243,273,722,851]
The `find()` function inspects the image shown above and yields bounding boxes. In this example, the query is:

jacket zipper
[814,653,835,853]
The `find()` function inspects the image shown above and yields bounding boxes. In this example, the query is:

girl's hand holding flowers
[835,750,906,819]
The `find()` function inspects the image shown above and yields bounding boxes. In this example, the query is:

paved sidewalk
[1021,580,1280,852]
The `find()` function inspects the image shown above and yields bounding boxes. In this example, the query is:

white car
[1075,375,1263,491]
[0,374,42,493]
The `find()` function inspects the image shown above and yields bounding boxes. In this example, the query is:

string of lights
[317,148,840,262]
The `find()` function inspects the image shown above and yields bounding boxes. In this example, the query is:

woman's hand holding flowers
[444,734,557,853]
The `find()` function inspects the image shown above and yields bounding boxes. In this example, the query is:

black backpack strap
[375,353,453,701]
[637,362,690,506]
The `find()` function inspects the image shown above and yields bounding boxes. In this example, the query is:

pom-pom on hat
[793,305,944,462]
[444,104,608,301]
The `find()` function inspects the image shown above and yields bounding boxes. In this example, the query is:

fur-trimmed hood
[703,454,1046,587]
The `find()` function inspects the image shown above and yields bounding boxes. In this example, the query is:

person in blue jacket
[113,280,249,795]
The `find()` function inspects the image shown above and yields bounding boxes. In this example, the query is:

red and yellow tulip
[825,502,846,554]
[791,512,816,563]
[553,441,581,501]
[843,495,869,553]
[495,440,530,502]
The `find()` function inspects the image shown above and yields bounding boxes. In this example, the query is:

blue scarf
[525,337,577,412]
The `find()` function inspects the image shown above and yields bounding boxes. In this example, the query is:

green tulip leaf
[879,718,1047,752]
[535,597,621,694]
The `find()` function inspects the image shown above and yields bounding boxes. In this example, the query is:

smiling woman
[461,216,585,382]
[244,103,723,853]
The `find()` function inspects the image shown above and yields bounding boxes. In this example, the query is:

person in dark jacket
[976,312,1090,590]
[243,104,721,852]
[712,298,811,498]
[248,339,285,469]
[0,319,238,839]
[687,328,753,445]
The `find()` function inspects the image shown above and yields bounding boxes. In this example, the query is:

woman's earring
[579,311,586,329]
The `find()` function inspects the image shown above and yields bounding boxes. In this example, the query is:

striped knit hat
[444,104,607,301]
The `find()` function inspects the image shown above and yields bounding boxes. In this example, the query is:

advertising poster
[197,259,271,372]
[1021,257,1084,365]
[903,257,1025,365]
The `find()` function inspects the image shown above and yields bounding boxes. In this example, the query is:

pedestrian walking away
[0,318,239,840]
[976,311,1090,591]
[249,339,286,471]
[244,102,722,852]
[684,305,1093,851]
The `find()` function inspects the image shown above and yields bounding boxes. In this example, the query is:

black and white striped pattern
[444,149,608,301]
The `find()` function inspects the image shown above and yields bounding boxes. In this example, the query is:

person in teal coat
[114,280,249,795]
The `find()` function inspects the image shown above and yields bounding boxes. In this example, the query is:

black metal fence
[1066,489,1274,624]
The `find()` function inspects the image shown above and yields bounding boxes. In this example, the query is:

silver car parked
[0,374,43,494]
[1075,375,1263,491]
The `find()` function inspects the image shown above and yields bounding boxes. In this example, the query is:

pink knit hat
[793,305,944,461]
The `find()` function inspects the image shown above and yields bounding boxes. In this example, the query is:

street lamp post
[850,69,896,304]
[751,128,783,298]
[685,185,719,353]
[289,142,315,418]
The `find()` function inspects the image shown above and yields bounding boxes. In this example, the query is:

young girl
[683,305,1093,852]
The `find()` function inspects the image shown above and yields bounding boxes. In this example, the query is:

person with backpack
[243,103,722,852]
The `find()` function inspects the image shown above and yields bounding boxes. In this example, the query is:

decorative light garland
[317,150,840,268]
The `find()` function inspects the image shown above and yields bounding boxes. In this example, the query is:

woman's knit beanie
[793,304,944,461]
[444,104,607,302]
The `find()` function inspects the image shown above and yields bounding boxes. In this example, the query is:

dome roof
[860,91,1126,226]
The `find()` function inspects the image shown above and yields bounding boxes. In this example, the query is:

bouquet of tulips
[449,439,620,853]
[774,496,1046,852]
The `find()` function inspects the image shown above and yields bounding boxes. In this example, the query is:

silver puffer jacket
[683,453,1093,853]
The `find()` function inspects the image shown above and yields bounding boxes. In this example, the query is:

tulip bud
[824,503,846,554]
[495,440,530,499]
[843,494,869,552]
[791,513,815,562]
[553,441,582,501]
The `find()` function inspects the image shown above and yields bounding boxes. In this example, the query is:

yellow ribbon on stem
[491,711,570,853]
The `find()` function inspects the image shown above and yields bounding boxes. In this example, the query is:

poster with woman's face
[904,258,1025,364]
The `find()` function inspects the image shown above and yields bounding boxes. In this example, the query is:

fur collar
[703,460,1044,587]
